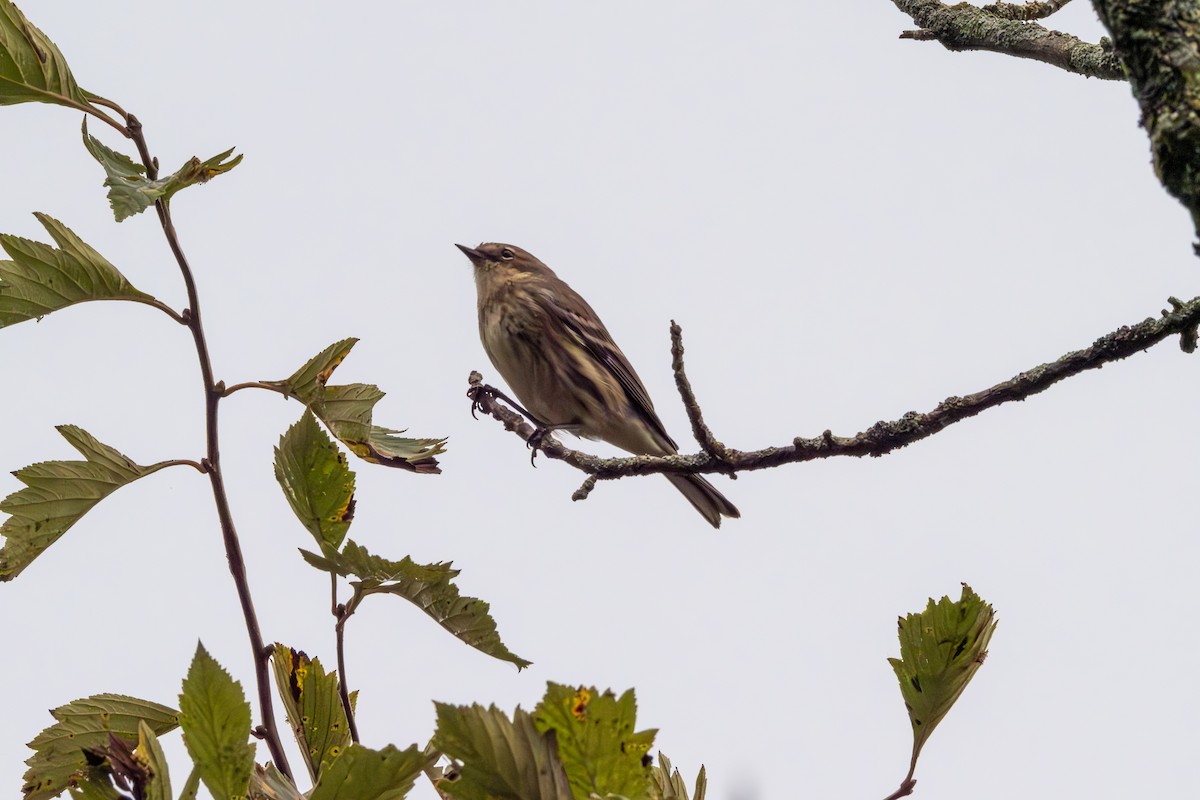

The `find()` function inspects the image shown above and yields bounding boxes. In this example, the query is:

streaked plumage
[457,242,739,528]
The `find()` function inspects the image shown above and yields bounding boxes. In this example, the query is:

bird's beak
[455,243,483,263]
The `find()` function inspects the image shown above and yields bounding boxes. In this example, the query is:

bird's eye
[500,248,515,260]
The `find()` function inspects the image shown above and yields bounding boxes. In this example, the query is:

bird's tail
[666,474,740,529]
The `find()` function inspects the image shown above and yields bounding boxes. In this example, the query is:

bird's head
[455,242,546,277]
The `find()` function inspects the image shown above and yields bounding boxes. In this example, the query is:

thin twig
[669,320,732,464]
[470,295,1200,484]
[126,113,293,780]
[892,0,1123,80]
[330,573,361,744]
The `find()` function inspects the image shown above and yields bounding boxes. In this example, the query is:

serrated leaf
[0,1,99,115]
[649,753,706,800]
[178,643,255,800]
[82,119,241,221]
[888,583,997,771]
[21,694,179,800]
[300,541,531,670]
[0,425,176,580]
[264,339,446,473]
[431,703,573,800]
[269,645,352,784]
[274,411,355,556]
[0,212,158,328]
[309,743,427,800]
[532,684,655,799]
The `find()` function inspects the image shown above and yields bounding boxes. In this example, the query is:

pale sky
[2,3,1198,799]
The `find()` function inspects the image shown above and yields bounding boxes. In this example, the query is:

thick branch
[1091,0,1200,244]
[470,296,1200,483]
[892,0,1124,79]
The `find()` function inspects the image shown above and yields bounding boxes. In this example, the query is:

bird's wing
[549,282,679,452]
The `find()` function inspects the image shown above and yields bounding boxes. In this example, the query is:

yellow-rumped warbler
[458,242,739,528]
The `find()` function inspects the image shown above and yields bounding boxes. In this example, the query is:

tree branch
[892,0,1124,80]
[982,0,1073,21]
[1091,0,1200,244]
[469,296,1200,487]
[669,320,734,464]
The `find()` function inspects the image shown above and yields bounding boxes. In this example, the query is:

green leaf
[309,743,427,800]
[532,684,655,799]
[82,119,241,222]
[248,764,303,800]
[137,722,173,800]
[0,1,97,114]
[177,767,201,800]
[21,694,179,800]
[66,766,122,800]
[269,645,352,784]
[431,703,573,800]
[300,541,532,670]
[274,411,355,556]
[0,425,176,580]
[0,212,158,328]
[649,753,706,800]
[265,339,446,473]
[178,643,255,800]
[888,583,997,771]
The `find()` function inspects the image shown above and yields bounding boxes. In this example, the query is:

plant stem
[332,574,361,744]
[126,113,293,780]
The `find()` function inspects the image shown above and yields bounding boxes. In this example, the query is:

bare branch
[669,320,733,463]
[470,295,1200,485]
[893,0,1124,80]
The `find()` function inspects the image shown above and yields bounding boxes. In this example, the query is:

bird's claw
[526,426,551,466]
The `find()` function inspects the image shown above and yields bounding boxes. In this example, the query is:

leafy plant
[0,3,997,798]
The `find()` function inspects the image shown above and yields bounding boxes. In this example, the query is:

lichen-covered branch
[982,0,1073,21]
[469,296,1200,486]
[892,0,1125,80]
[1091,0,1200,243]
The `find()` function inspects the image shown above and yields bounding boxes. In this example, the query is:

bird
[457,241,739,528]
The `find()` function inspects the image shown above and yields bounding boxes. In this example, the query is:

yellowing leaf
[269,646,352,784]
[82,119,241,222]
[532,683,656,799]
[21,694,179,800]
[274,411,355,556]
[266,339,446,473]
